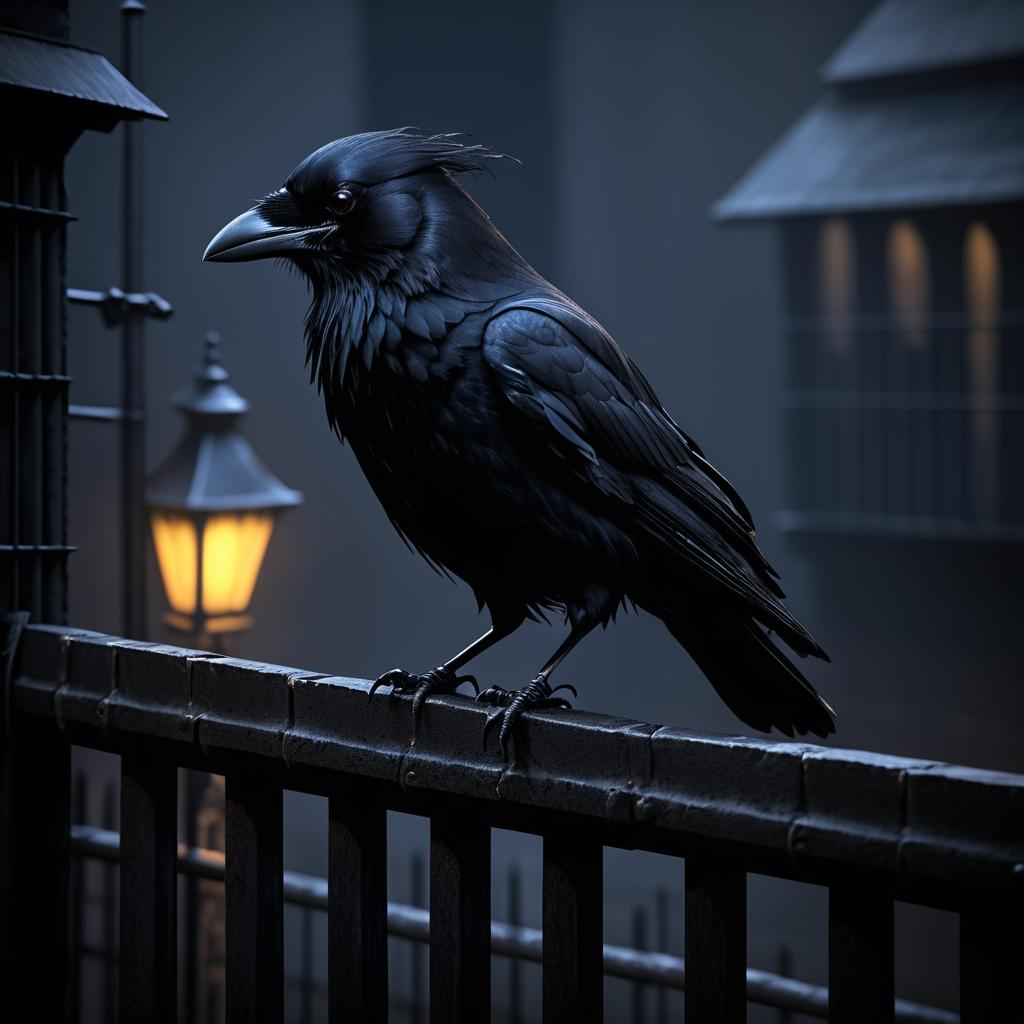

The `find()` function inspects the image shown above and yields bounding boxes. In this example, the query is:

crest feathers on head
[287,127,518,191]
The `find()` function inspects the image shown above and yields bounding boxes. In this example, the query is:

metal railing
[67,821,958,1023]
[780,316,1024,540]
[7,622,1024,1022]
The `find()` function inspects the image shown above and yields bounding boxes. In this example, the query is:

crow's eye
[329,189,356,216]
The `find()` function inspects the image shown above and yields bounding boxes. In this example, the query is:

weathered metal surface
[685,856,747,1024]
[12,624,1024,894]
[429,813,491,1024]
[543,831,603,1023]
[225,773,283,1024]
[328,793,388,1023]
[119,752,177,1023]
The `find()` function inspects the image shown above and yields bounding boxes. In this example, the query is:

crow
[204,128,835,752]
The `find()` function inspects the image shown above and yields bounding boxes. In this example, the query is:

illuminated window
[965,222,1001,520]
[818,217,855,351]
[887,220,930,348]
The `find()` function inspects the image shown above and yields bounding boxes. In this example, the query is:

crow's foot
[478,675,577,758]
[369,665,479,717]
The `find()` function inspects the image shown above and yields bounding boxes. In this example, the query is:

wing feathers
[482,300,823,659]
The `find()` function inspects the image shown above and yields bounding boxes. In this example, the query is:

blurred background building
[56,0,1023,1020]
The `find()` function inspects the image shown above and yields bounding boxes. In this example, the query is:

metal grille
[778,211,1024,541]
[0,146,72,623]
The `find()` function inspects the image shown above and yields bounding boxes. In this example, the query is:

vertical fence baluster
[411,851,426,1024]
[631,905,648,1024]
[685,855,746,1024]
[542,832,603,1023]
[119,752,176,1023]
[507,865,522,1024]
[828,884,893,1024]
[960,899,1020,1023]
[3,718,70,1019]
[328,793,387,1023]
[655,887,669,1024]
[69,771,87,1024]
[430,813,490,1023]
[225,773,283,1023]
[300,905,314,1024]
[102,781,118,1019]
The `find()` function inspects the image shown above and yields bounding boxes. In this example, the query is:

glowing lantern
[146,332,302,644]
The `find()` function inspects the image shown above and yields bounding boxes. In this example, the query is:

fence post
[119,751,177,1023]
[430,813,491,1024]
[328,793,387,1023]
[828,883,894,1024]
[685,855,746,1024]
[1,716,71,1019]
[543,831,603,1024]
[225,773,284,1023]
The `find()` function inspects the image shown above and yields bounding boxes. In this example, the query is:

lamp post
[146,331,302,653]
[146,331,301,1022]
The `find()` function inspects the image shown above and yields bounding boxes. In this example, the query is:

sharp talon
[499,715,516,759]
[369,668,407,702]
[550,682,577,699]
[483,707,506,746]
[480,675,576,757]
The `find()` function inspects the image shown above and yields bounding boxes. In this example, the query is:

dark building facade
[716,0,1024,540]
[0,1,164,625]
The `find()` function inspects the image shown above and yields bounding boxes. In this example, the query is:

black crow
[204,128,835,752]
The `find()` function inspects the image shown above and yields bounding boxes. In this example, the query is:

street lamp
[146,331,302,650]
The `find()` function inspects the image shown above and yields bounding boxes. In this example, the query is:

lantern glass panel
[201,511,275,615]
[151,510,198,614]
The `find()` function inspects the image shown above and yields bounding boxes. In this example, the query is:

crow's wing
[482,299,823,654]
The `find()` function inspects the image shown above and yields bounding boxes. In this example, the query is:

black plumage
[204,128,835,751]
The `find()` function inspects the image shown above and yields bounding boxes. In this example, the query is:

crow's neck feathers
[299,177,530,435]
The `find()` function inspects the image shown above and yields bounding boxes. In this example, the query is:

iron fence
[5,622,1022,1022]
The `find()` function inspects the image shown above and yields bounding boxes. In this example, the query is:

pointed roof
[824,0,1024,84]
[714,0,1024,220]
[0,28,166,129]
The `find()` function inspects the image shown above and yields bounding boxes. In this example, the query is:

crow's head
[203,128,512,284]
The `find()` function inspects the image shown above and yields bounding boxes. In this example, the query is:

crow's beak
[203,205,333,263]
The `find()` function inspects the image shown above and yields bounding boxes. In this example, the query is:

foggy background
[62,0,1020,1019]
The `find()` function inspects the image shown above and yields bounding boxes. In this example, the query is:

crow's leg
[478,620,596,757]
[370,614,525,718]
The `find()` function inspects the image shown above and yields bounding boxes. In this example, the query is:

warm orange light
[818,217,855,351]
[201,512,274,615]
[150,509,275,626]
[965,221,1002,519]
[887,219,930,348]
[151,510,198,614]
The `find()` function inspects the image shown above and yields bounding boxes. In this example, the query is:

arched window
[887,219,930,348]
[964,221,1001,519]
[818,217,855,352]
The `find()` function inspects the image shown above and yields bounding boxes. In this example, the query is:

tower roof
[824,0,1024,84]
[714,0,1024,220]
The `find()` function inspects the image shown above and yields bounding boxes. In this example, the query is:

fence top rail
[12,623,1024,893]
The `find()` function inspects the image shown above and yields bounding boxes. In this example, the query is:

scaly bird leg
[479,620,596,757]
[370,615,525,718]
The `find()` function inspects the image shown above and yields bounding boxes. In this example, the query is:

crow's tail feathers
[656,605,836,739]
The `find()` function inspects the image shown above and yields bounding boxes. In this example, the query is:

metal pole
[121,0,147,640]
